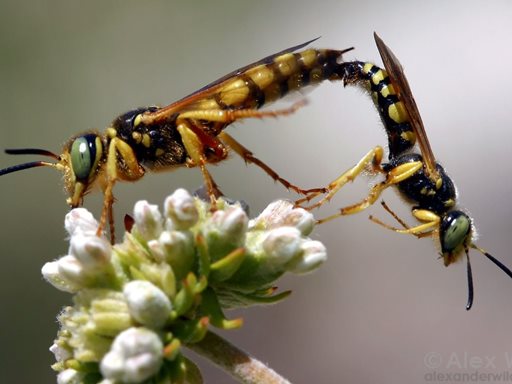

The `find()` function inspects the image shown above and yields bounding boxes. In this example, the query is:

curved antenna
[465,249,474,310]
[471,244,512,279]
[466,244,512,309]
[0,161,59,176]
[5,148,60,160]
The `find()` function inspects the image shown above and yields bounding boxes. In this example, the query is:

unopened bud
[133,200,163,240]
[288,240,327,274]
[164,189,198,230]
[123,281,172,329]
[100,327,163,383]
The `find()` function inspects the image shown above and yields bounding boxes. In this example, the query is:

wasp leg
[177,121,227,207]
[177,100,306,123]
[370,208,440,238]
[369,201,435,239]
[218,131,323,195]
[369,214,437,239]
[296,146,385,210]
[314,158,423,224]
[99,138,145,243]
[377,200,411,229]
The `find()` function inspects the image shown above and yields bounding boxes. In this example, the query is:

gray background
[1,1,512,383]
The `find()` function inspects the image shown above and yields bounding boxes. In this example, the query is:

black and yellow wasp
[300,33,512,309]
[0,40,355,242]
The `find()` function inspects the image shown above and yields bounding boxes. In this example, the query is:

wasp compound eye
[70,134,103,182]
[440,211,471,254]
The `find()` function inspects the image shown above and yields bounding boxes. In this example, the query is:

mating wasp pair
[1,33,510,308]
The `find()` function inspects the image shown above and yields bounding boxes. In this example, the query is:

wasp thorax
[69,134,103,182]
[440,210,472,262]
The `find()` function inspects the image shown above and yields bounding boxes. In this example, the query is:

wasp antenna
[0,161,58,176]
[465,248,474,311]
[5,148,60,160]
[471,244,512,279]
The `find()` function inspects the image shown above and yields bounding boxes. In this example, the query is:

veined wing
[374,32,439,181]
[141,38,321,125]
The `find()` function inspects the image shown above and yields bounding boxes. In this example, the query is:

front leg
[98,138,145,243]
[296,146,385,210]
[308,153,422,225]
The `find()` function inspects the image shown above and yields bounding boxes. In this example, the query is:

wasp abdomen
[342,61,416,158]
[210,49,348,111]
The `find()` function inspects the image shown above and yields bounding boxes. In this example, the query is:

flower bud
[158,231,195,279]
[288,240,327,274]
[164,189,198,230]
[57,369,84,384]
[262,227,302,268]
[50,342,72,362]
[283,207,315,236]
[133,200,163,240]
[57,255,87,287]
[250,200,292,230]
[69,234,112,272]
[42,260,81,293]
[64,208,99,237]
[100,327,163,383]
[208,206,248,246]
[249,200,314,234]
[123,281,172,329]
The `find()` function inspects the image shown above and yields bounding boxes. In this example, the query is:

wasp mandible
[0,40,354,242]
[299,33,512,309]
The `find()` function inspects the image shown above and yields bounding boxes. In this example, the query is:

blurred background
[1,1,512,383]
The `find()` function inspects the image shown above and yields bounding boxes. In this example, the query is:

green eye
[70,134,102,181]
[440,211,471,253]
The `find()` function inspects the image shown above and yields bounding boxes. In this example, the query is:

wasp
[0,40,355,242]
[299,33,512,309]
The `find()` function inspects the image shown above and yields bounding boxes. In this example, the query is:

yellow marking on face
[155,148,164,157]
[420,187,428,195]
[275,53,297,76]
[435,177,443,190]
[247,65,274,90]
[388,101,409,124]
[133,114,143,128]
[106,127,117,139]
[300,49,317,68]
[142,134,151,148]
[444,199,455,207]
[132,131,142,144]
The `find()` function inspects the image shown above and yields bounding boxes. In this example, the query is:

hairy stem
[187,330,291,384]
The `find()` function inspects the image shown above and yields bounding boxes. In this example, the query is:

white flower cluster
[44,189,327,383]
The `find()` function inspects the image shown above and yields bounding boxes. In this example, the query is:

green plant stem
[187,330,291,384]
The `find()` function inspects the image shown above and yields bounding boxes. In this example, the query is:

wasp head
[0,132,105,208]
[439,210,472,266]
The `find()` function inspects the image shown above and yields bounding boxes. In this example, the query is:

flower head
[47,190,327,382]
